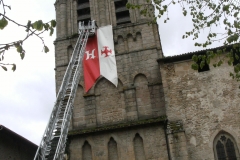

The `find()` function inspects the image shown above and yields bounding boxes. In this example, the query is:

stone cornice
[68,116,167,136]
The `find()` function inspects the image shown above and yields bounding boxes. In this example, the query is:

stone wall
[68,125,168,160]
[159,58,240,159]
[54,0,154,38]
[67,42,165,130]
[54,14,165,131]
[55,33,165,131]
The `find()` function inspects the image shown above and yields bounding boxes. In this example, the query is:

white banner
[97,25,118,87]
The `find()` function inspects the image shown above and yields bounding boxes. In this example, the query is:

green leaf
[0,17,8,30]
[235,54,239,60]
[234,12,238,17]
[20,52,25,60]
[223,5,230,11]
[51,20,56,27]
[12,64,16,72]
[217,60,223,66]
[126,2,131,9]
[49,27,54,36]
[200,61,205,69]
[192,55,198,62]
[17,46,23,53]
[206,57,210,65]
[44,23,49,30]
[33,20,44,31]
[234,66,239,73]
[44,46,49,53]
[1,66,7,71]
[26,20,31,32]
[183,10,187,16]
[191,63,199,70]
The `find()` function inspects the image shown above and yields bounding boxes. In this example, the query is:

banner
[83,25,118,92]
[83,36,100,92]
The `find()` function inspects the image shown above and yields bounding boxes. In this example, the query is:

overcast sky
[0,0,225,146]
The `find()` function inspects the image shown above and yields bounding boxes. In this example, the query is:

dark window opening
[214,132,239,160]
[226,139,237,160]
[78,0,91,24]
[216,140,227,160]
[114,0,131,25]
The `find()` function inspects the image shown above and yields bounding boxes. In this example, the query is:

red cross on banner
[101,46,112,57]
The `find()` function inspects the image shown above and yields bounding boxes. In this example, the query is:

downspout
[164,119,171,160]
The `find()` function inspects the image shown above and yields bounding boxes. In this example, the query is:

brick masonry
[68,125,168,160]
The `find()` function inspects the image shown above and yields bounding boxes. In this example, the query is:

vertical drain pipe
[164,119,171,160]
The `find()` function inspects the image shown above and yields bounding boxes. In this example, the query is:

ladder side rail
[60,30,89,133]
[42,28,85,159]
[53,28,90,159]
[34,21,95,160]
[56,30,84,111]
[58,103,74,160]
[34,30,84,160]
[53,30,90,160]
[53,21,93,159]
[59,30,89,133]
[42,39,84,159]
[56,30,84,101]
[56,24,84,101]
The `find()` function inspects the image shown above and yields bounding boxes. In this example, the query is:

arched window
[77,0,91,23]
[214,131,240,160]
[134,133,146,160]
[114,0,131,25]
[82,141,92,160]
[108,137,118,160]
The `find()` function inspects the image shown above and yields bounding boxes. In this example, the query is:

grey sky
[0,0,225,145]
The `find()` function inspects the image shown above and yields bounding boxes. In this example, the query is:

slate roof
[157,44,236,63]
[0,124,38,147]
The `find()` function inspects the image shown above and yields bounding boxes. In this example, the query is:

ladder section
[34,21,96,160]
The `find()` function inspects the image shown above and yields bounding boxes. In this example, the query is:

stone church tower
[54,0,168,159]
[54,0,240,160]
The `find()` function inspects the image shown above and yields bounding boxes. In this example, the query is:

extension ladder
[34,21,96,160]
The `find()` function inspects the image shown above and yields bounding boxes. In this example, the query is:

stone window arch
[133,133,146,160]
[108,137,118,160]
[213,131,240,160]
[82,141,92,160]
